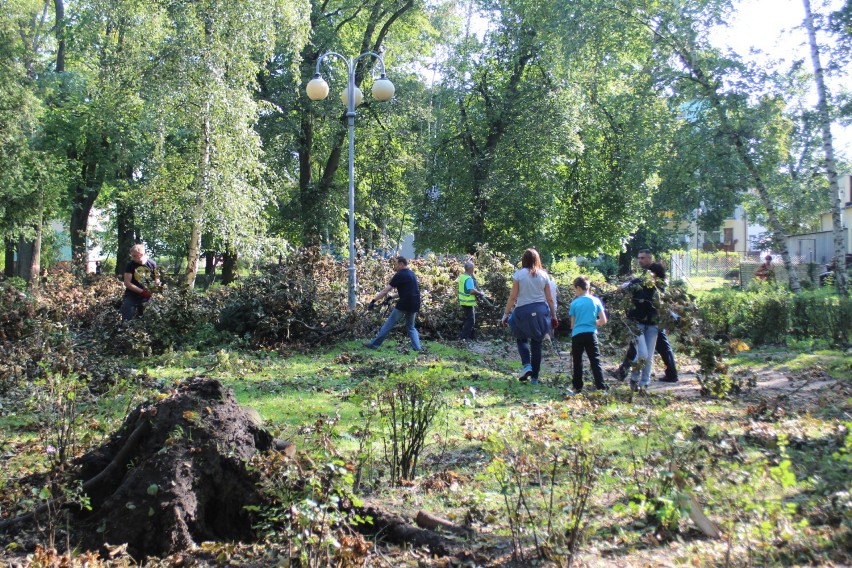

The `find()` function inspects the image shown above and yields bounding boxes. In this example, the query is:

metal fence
[669,251,822,287]
[669,251,740,281]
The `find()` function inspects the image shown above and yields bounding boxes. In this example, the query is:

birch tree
[803,0,848,295]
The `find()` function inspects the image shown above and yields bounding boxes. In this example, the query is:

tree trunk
[115,198,136,276]
[54,0,65,72]
[29,218,43,292]
[16,237,34,282]
[3,239,15,277]
[204,251,215,275]
[70,188,97,273]
[186,107,210,288]
[803,0,847,295]
[221,251,238,285]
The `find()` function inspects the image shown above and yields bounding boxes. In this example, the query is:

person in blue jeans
[622,262,666,393]
[501,248,557,384]
[363,256,422,351]
[567,276,608,394]
[613,249,678,382]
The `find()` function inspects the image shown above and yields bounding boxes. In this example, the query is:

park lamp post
[305,52,395,310]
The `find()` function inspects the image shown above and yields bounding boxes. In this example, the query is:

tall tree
[139,0,310,287]
[417,0,674,256]
[621,0,803,291]
[0,0,65,283]
[258,0,430,248]
[803,0,848,295]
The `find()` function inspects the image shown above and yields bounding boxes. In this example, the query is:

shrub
[114,286,229,356]
[698,286,851,346]
[374,364,450,482]
[485,420,604,564]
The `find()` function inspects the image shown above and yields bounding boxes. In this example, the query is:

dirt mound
[73,377,273,558]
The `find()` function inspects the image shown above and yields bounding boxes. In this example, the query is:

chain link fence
[668,251,822,288]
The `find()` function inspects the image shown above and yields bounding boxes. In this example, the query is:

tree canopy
[1,0,849,286]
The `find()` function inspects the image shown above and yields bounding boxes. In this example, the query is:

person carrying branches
[754,255,775,282]
[121,244,160,321]
[613,250,678,383]
[621,262,667,393]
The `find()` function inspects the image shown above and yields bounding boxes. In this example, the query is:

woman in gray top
[501,249,558,383]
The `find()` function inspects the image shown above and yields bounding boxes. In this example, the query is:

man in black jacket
[613,250,678,382]
[121,244,159,321]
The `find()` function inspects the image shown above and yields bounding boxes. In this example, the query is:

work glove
[501,314,509,327]
[551,316,559,330]
[367,299,376,311]
[140,289,153,300]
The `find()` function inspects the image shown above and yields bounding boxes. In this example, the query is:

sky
[713,0,851,161]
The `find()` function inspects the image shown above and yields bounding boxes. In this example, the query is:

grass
[2,337,851,566]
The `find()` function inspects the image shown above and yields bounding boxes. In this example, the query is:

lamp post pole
[306,52,395,310]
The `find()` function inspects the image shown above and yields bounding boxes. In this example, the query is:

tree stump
[72,377,273,558]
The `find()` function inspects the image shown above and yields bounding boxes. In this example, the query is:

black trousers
[571,332,605,391]
[460,305,476,339]
[121,294,146,321]
[622,328,677,380]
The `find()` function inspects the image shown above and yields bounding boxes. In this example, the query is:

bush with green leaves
[251,451,371,568]
[485,419,604,565]
[112,286,230,356]
[370,364,451,482]
[698,286,851,345]
[618,421,712,541]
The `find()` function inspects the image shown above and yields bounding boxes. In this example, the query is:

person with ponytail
[501,248,557,384]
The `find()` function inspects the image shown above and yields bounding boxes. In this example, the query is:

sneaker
[659,375,679,383]
[530,377,540,385]
[362,342,377,350]
[595,383,609,392]
[565,389,582,397]
[609,367,628,381]
[517,365,533,381]
[629,380,639,392]
[637,386,649,396]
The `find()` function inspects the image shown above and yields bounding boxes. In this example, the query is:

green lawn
[2,338,850,566]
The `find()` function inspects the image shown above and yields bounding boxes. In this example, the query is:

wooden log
[414,510,472,534]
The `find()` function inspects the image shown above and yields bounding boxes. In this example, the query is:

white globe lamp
[371,75,395,102]
[306,74,329,101]
[340,86,364,107]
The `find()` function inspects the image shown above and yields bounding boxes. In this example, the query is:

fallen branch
[357,505,460,556]
[415,510,472,535]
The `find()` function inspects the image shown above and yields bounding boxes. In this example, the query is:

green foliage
[252,450,370,568]
[485,418,603,564]
[699,286,852,345]
[374,364,450,482]
[28,372,87,470]
[619,422,711,541]
[117,287,228,356]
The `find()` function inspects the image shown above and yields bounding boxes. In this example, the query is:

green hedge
[698,285,852,346]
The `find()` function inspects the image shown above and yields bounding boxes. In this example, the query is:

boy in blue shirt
[568,276,608,394]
